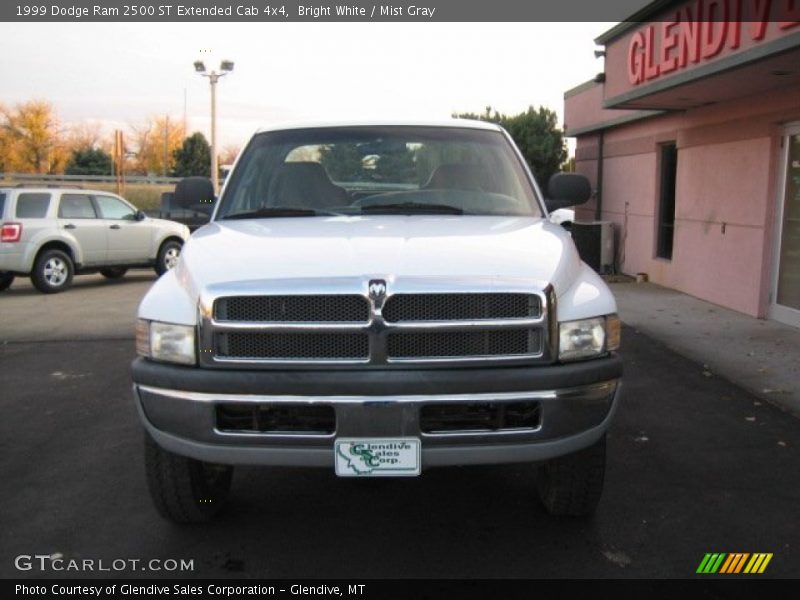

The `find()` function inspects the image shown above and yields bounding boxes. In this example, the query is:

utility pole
[163,116,169,178]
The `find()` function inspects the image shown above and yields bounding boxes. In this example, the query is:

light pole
[194,59,234,193]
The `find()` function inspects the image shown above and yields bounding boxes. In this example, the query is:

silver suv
[0,186,190,293]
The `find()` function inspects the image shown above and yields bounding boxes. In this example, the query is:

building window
[656,143,678,260]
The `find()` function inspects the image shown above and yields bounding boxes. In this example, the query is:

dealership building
[564,0,800,327]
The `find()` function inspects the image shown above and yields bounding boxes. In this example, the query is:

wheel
[100,267,128,279]
[31,249,74,294]
[536,434,606,517]
[155,240,182,276]
[0,272,14,292]
[144,432,233,523]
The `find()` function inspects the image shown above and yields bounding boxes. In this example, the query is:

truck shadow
[159,464,604,578]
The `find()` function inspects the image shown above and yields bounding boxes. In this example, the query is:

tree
[0,100,67,173]
[65,147,113,176]
[319,143,363,182]
[129,116,186,175]
[455,105,567,184]
[67,121,104,151]
[172,132,211,177]
[219,144,241,167]
[374,142,416,183]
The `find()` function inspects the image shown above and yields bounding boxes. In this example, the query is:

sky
[0,22,614,152]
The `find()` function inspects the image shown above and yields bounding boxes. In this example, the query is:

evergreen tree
[455,105,567,184]
[65,147,112,176]
[172,132,211,177]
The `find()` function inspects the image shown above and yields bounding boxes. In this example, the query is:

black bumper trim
[132,354,622,396]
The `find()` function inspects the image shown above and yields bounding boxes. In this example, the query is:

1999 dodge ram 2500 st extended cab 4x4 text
[132,121,622,522]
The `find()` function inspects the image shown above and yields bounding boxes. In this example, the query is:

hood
[178,215,582,298]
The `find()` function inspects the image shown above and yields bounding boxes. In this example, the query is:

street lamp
[194,59,234,193]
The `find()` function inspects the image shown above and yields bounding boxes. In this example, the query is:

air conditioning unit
[570,221,615,274]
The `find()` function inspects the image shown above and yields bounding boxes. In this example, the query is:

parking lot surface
[1,274,798,578]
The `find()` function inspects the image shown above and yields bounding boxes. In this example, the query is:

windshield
[217,126,542,219]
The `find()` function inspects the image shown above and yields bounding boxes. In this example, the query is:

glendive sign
[627,0,800,85]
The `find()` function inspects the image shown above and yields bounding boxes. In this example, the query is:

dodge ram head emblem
[368,279,387,309]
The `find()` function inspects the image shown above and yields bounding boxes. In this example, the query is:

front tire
[155,240,182,276]
[0,272,14,292]
[536,434,606,517]
[31,249,74,294]
[100,267,128,279]
[144,433,233,523]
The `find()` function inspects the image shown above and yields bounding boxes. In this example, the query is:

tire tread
[536,435,606,517]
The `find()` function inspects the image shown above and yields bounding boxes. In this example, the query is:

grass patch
[90,184,173,211]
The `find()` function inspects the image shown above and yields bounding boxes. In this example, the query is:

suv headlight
[136,319,196,365]
[558,314,620,362]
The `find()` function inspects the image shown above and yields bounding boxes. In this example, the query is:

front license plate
[335,438,421,477]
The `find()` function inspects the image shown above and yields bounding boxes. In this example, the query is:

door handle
[63,224,76,230]
[109,224,121,230]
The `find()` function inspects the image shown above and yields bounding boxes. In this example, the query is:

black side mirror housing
[135,210,146,221]
[544,173,592,212]
[174,177,216,215]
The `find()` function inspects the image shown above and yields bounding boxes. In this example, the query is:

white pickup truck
[132,121,622,522]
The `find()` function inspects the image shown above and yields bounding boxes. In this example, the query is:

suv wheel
[144,433,233,523]
[100,267,128,279]
[31,249,74,294]
[0,272,14,292]
[155,240,182,276]
[536,434,606,517]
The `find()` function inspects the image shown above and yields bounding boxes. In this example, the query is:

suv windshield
[217,126,542,219]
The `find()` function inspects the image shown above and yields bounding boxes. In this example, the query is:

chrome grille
[383,293,539,322]
[202,285,553,368]
[215,295,369,322]
[217,332,369,360]
[388,330,540,359]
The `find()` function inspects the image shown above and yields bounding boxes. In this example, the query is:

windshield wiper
[359,202,463,215]
[222,207,340,219]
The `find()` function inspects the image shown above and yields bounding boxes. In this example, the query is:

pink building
[564,0,800,327]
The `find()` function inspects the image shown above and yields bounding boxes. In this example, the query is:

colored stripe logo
[697,553,773,574]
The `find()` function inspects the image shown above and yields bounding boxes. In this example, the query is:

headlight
[559,314,620,361]
[136,319,196,365]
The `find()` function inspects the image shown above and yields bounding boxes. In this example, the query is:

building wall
[572,82,800,316]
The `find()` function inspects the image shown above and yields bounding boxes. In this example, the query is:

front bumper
[133,355,622,468]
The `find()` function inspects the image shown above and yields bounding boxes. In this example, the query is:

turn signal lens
[135,319,151,357]
[606,314,621,352]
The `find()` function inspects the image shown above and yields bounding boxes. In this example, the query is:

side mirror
[135,210,146,221]
[544,173,591,212]
[174,177,216,215]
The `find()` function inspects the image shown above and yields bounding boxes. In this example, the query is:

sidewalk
[609,281,800,417]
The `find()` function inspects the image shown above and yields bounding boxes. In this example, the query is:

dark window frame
[656,142,678,260]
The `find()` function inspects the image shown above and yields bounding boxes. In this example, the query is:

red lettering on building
[702,1,729,58]
[661,20,680,74]
[678,4,702,67]
[628,31,646,84]
[644,26,661,80]
[626,0,799,85]
[749,0,771,40]
[778,0,800,27]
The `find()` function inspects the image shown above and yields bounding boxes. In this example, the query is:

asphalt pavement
[1,274,798,578]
